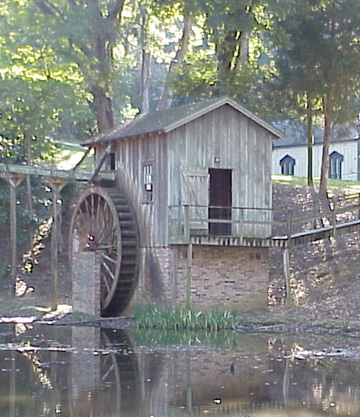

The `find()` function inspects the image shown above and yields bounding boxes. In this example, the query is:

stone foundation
[133,245,269,310]
[72,252,101,316]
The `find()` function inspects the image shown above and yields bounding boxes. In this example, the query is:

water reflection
[0,325,360,416]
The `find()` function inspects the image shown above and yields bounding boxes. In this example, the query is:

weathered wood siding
[96,104,275,246]
[168,105,273,238]
[110,135,169,248]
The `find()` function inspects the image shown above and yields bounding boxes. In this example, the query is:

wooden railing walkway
[0,162,93,181]
[169,193,360,248]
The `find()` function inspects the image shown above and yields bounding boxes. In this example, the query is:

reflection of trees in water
[269,339,360,415]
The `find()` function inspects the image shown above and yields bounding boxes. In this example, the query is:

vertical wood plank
[48,178,67,311]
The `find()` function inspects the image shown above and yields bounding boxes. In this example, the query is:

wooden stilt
[47,178,67,310]
[184,205,192,308]
[2,174,24,295]
[186,243,193,309]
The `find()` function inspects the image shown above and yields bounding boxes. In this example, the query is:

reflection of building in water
[136,335,274,416]
[135,336,360,417]
[3,326,360,416]
[70,327,139,416]
[71,327,101,394]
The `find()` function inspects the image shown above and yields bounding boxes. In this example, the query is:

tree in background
[161,0,275,110]
[268,0,360,193]
[1,0,360,199]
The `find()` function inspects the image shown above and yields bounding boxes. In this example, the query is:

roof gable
[83,96,284,145]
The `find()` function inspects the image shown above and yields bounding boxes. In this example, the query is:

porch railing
[168,205,274,244]
[168,194,360,244]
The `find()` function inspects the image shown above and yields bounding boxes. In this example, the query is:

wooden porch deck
[189,218,360,248]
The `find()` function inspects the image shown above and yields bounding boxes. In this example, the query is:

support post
[2,174,24,295]
[283,247,293,307]
[47,178,67,311]
[239,208,244,240]
[184,205,192,308]
[284,209,294,307]
[186,243,193,309]
[286,210,293,238]
[332,200,337,238]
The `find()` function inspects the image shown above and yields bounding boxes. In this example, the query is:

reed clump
[133,305,237,331]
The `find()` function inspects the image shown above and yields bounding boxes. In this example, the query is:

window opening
[109,152,116,171]
[280,155,296,175]
[143,164,153,202]
[329,151,343,179]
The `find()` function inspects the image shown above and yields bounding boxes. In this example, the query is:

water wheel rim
[69,187,122,310]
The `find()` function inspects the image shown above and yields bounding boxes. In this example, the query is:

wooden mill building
[71,96,284,315]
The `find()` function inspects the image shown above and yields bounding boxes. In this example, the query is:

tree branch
[69,38,94,59]
[108,0,125,21]
[34,0,63,17]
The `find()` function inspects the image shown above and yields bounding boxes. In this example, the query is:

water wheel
[69,186,139,316]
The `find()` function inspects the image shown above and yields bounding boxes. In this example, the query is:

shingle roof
[82,96,284,145]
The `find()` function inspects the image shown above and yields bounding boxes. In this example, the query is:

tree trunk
[235,31,249,71]
[157,13,192,111]
[306,99,313,187]
[319,99,332,195]
[92,84,114,132]
[141,50,151,114]
[25,133,33,212]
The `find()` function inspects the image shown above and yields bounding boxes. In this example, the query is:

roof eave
[163,96,285,139]
[81,129,166,147]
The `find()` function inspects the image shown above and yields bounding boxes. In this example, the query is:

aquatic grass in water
[133,328,239,347]
[133,305,237,331]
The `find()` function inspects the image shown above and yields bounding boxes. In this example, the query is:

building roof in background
[273,136,360,149]
[82,96,284,145]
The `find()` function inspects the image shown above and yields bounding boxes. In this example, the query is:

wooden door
[181,169,209,234]
[209,169,232,236]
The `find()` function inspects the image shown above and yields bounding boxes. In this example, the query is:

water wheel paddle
[70,186,139,316]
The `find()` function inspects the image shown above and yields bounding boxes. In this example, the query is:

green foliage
[0,0,359,168]
[267,0,360,121]
[133,304,238,331]
[0,186,9,224]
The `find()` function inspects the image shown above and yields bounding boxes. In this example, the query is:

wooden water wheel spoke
[100,252,118,264]
[97,237,117,250]
[102,264,113,293]
[97,207,113,243]
[95,196,102,227]
[98,223,116,244]
[70,186,139,317]
[84,198,92,222]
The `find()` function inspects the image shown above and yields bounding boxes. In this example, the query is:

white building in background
[272,137,360,181]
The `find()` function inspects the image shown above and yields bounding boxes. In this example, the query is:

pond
[0,324,360,416]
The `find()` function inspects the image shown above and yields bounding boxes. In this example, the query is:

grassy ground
[272,174,360,194]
